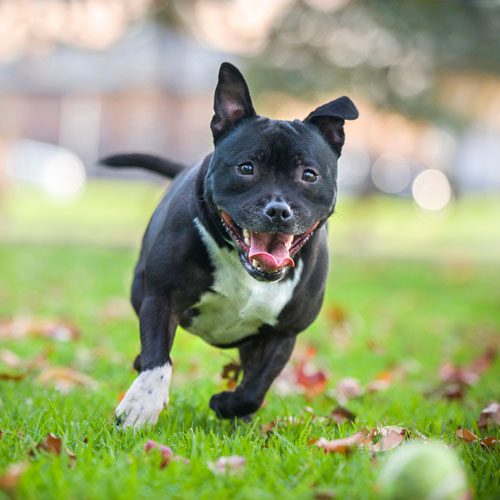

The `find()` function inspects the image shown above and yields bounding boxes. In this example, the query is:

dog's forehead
[257,117,307,138]
[241,117,321,154]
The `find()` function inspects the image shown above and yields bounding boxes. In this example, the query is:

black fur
[104,62,358,424]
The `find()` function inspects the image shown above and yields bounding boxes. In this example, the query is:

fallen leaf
[144,440,172,469]
[0,372,27,381]
[335,377,363,405]
[442,383,466,401]
[330,407,356,425]
[324,303,348,323]
[368,430,405,452]
[65,448,77,468]
[33,433,63,455]
[456,428,479,443]
[436,348,498,401]
[314,490,336,499]
[220,361,241,391]
[273,365,302,396]
[0,349,22,368]
[37,367,97,394]
[0,462,28,491]
[480,436,500,448]
[477,402,500,430]
[439,362,478,386]
[0,317,79,341]
[261,416,305,434]
[367,371,394,393]
[208,455,246,474]
[296,360,328,398]
[316,429,375,455]
[469,347,497,375]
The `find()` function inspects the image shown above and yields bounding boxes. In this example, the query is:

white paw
[115,363,172,430]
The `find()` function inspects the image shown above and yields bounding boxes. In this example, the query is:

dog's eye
[238,163,254,175]
[302,169,318,183]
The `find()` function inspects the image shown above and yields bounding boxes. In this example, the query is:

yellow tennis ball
[377,441,468,500]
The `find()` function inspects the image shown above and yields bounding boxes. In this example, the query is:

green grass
[1,182,500,499]
[1,243,499,500]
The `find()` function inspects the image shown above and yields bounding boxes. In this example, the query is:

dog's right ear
[210,62,257,143]
[304,96,359,156]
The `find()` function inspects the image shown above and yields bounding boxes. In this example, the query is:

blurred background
[0,0,499,259]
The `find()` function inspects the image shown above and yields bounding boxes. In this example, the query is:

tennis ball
[377,441,468,500]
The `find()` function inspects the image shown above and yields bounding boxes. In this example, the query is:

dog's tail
[99,153,186,179]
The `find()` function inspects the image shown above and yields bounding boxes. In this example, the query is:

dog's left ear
[304,96,359,156]
[211,62,257,143]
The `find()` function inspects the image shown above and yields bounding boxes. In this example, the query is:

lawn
[0,183,499,499]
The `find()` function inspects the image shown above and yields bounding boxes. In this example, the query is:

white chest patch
[187,218,303,345]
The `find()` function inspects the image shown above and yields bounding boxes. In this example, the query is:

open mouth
[220,211,318,276]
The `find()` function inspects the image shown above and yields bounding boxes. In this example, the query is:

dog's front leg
[210,334,296,419]
[115,295,176,429]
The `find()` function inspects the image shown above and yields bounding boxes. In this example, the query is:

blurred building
[0,0,499,206]
[0,20,226,187]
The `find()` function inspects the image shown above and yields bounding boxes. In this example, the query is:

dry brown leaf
[296,360,328,398]
[33,433,63,455]
[208,455,246,474]
[437,348,497,401]
[456,428,479,443]
[0,317,79,341]
[314,490,336,499]
[477,402,500,430]
[330,407,356,425]
[367,371,394,393]
[220,361,241,391]
[0,372,27,381]
[335,377,363,405]
[368,430,405,452]
[65,448,77,468]
[480,436,499,448]
[37,366,97,394]
[324,303,348,324]
[144,440,173,469]
[261,416,305,434]
[0,349,22,368]
[0,462,28,491]
[316,429,375,455]
[439,362,479,386]
[470,347,497,375]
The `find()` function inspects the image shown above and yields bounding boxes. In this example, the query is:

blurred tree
[152,0,500,127]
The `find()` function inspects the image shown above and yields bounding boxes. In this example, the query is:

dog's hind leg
[115,295,176,429]
[209,333,296,419]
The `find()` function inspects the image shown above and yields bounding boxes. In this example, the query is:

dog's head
[205,62,358,282]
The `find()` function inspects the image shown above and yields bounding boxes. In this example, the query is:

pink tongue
[248,232,294,272]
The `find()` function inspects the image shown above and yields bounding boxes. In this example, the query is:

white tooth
[252,259,259,268]
[243,229,250,246]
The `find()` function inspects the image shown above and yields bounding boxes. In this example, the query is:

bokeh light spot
[412,169,452,211]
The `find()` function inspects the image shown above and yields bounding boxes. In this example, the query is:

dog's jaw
[218,210,318,282]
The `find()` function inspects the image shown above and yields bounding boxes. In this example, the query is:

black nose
[264,201,293,223]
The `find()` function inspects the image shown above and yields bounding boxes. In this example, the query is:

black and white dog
[101,63,358,429]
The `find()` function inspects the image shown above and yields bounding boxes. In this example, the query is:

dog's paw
[115,363,172,430]
[209,391,258,420]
